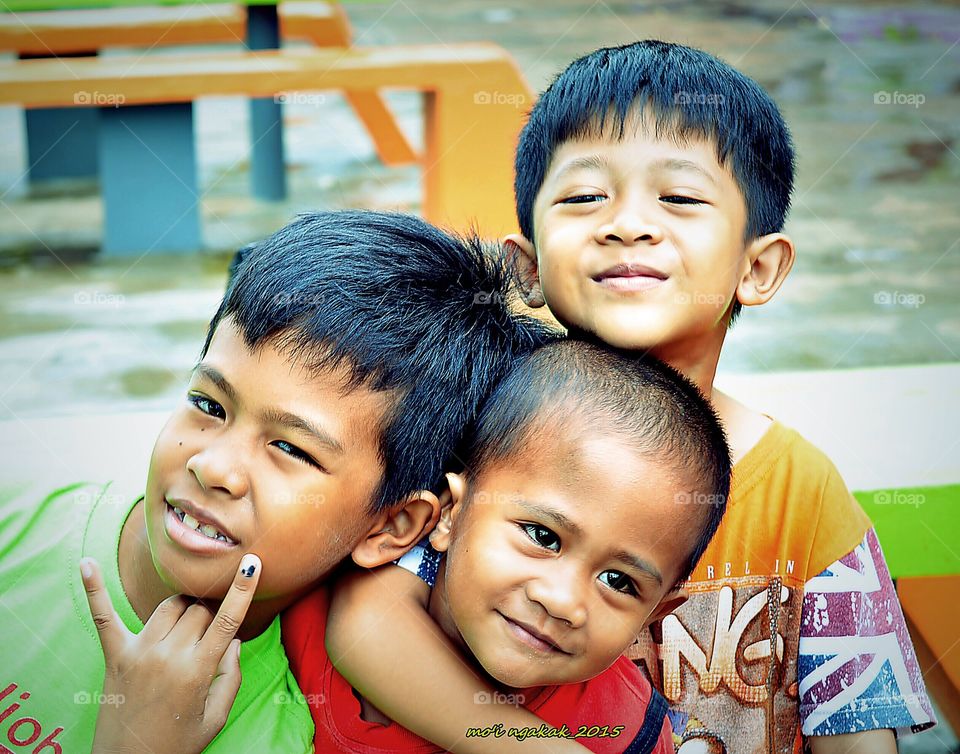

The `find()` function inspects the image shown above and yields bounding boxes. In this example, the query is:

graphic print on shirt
[798,530,936,736]
[629,571,805,754]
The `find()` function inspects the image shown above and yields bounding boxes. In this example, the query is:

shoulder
[0,479,109,551]
[281,587,331,677]
[696,420,871,583]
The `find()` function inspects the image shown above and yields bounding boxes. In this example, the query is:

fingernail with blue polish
[239,553,260,578]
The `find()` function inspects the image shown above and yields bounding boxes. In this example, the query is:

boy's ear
[503,234,545,309]
[350,489,443,569]
[644,586,689,627]
[427,472,468,553]
[737,232,795,308]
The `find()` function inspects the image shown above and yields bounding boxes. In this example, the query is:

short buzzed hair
[460,338,731,580]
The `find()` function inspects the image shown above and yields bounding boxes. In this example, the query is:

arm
[327,565,591,754]
[799,530,935,743]
[807,730,897,754]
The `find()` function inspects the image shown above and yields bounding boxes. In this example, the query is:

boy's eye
[660,195,704,205]
[271,440,324,471]
[188,393,225,419]
[559,193,605,205]
[599,570,638,596]
[520,523,561,552]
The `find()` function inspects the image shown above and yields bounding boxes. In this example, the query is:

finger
[80,557,129,661]
[200,554,261,655]
[166,602,217,647]
[138,593,191,644]
[204,639,242,733]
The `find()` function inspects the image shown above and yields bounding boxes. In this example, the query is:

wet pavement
[2,0,960,419]
[2,0,959,424]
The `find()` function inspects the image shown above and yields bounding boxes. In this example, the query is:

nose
[186,435,249,500]
[525,562,589,629]
[595,202,663,246]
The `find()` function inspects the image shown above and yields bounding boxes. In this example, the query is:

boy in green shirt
[0,210,549,753]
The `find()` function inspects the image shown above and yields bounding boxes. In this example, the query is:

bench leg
[282,3,416,167]
[343,91,417,166]
[25,107,99,183]
[247,4,287,201]
[422,84,527,237]
[20,52,99,183]
[99,103,201,256]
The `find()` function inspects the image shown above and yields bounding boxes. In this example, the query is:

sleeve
[652,716,676,754]
[394,536,443,587]
[798,528,937,738]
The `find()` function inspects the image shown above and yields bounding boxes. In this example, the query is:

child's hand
[80,554,261,754]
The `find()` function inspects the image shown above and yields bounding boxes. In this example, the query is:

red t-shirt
[282,588,674,754]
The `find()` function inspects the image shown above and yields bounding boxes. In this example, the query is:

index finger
[79,557,130,661]
[200,553,261,654]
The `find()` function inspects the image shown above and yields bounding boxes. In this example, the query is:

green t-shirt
[0,477,314,753]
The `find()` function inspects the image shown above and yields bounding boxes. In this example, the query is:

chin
[151,550,234,600]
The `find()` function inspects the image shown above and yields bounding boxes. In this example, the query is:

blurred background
[0,1,957,748]
[1,0,958,419]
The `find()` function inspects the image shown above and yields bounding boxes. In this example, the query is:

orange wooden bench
[897,576,960,733]
[0,44,532,252]
[0,2,414,167]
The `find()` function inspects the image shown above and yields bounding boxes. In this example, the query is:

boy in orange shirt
[507,39,937,753]
[324,40,936,754]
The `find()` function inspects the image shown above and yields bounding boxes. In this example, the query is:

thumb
[80,557,129,664]
[204,639,242,733]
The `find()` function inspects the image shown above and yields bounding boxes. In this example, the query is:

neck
[650,326,728,400]
[118,499,280,641]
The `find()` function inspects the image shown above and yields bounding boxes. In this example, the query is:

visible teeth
[171,504,232,543]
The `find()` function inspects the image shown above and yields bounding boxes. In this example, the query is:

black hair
[205,210,555,512]
[515,40,795,321]
[460,338,730,582]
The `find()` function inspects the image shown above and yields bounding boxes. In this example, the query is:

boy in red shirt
[286,338,731,754]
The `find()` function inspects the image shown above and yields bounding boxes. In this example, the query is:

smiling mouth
[169,504,237,545]
[593,263,668,292]
[499,613,570,655]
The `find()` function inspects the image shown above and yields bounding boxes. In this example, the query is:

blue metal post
[246,4,287,201]
[99,103,201,256]
[21,52,99,183]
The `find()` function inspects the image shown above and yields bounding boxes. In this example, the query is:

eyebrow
[518,501,664,587]
[611,549,663,587]
[552,154,609,182]
[193,364,344,455]
[649,157,718,186]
